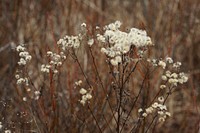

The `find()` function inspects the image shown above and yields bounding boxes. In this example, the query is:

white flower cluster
[16,44,32,65]
[161,71,188,86]
[148,57,183,70]
[15,74,29,85]
[15,44,31,86]
[74,80,92,106]
[57,35,82,50]
[147,57,188,88]
[41,51,66,74]
[34,90,40,100]
[88,38,94,46]
[22,91,40,101]
[138,96,171,122]
[173,61,182,69]
[148,57,174,68]
[79,88,92,106]
[97,21,153,66]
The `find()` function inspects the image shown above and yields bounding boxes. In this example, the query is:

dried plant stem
[72,49,92,88]
[29,107,42,133]
[123,60,139,85]
[120,71,148,133]
[88,47,117,124]
[102,114,114,133]
[49,70,58,132]
[144,115,157,133]
[88,104,103,133]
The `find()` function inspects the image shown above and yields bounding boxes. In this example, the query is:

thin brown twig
[88,104,103,133]
[88,47,118,124]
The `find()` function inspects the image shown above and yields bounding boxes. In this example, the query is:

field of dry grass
[0,0,200,133]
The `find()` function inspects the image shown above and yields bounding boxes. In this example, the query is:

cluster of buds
[161,71,188,86]
[74,80,92,106]
[57,35,82,50]
[15,44,32,86]
[138,96,171,122]
[15,74,29,85]
[16,44,32,65]
[147,57,188,88]
[41,51,66,74]
[79,88,92,106]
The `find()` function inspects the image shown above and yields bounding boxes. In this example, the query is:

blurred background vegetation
[0,0,200,132]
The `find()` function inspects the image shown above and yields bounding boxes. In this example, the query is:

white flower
[165,70,171,77]
[79,88,87,95]
[41,64,50,73]
[152,102,158,108]
[142,112,148,117]
[15,74,20,79]
[115,21,122,27]
[35,91,40,95]
[47,51,53,56]
[158,96,164,102]
[159,104,167,110]
[158,60,166,69]
[158,111,164,115]
[181,73,188,83]
[178,79,184,84]
[138,108,143,113]
[160,85,166,89]
[122,45,130,53]
[173,62,182,68]
[25,55,32,61]
[81,23,87,27]
[25,78,29,86]
[161,75,167,81]
[26,88,31,92]
[168,78,178,86]
[80,99,86,106]
[75,80,82,86]
[110,59,118,66]
[16,45,25,52]
[17,78,25,84]
[146,107,154,114]
[88,39,94,46]
[82,95,87,101]
[18,58,27,65]
[165,112,171,117]
[158,117,165,122]
[23,97,27,101]
[97,34,106,42]
[85,93,92,99]
[171,73,178,78]
[107,23,117,31]
[166,57,173,63]
[100,48,107,53]
[96,26,100,29]
[19,51,29,57]
[115,56,122,63]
